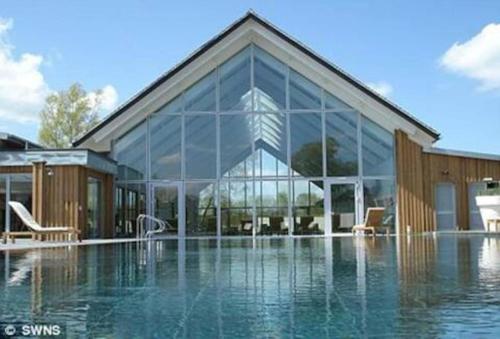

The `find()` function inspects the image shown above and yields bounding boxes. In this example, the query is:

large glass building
[109,44,396,237]
[2,12,494,239]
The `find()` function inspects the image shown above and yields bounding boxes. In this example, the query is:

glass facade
[0,173,33,233]
[112,44,396,236]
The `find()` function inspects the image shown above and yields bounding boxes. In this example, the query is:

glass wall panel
[114,121,147,181]
[155,95,183,114]
[220,47,251,111]
[220,181,253,236]
[290,113,323,177]
[9,174,32,232]
[153,185,179,233]
[87,177,102,238]
[255,180,289,235]
[292,180,324,235]
[184,71,216,112]
[0,177,5,232]
[254,113,288,177]
[289,70,321,110]
[220,114,253,178]
[186,182,217,235]
[150,114,182,179]
[185,115,217,179]
[330,183,356,232]
[325,111,358,176]
[362,117,394,176]
[363,179,395,229]
[253,47,286,111]
[114,185,125,237]
[324,91,352,111]
[115,183,146,237]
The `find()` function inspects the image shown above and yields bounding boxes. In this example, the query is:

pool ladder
[136,214,168,239]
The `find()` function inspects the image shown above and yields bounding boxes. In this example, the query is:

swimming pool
[0,235,499,337]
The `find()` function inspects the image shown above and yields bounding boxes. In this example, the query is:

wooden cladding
[3,163,114,239]
[396,130,500,233]
[395,130,427,234]
[32,162,46,224]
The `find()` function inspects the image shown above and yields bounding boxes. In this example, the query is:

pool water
[0,235,499,338]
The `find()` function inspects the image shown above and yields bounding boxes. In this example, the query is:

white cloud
[0,18,49,123]
[367,81,393,97]
[86,85,118,113]
[441,23,500,91]
[0,18,119,124]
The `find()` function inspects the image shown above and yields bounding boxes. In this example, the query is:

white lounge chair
[5,201,81,243]
[352,207,389,236]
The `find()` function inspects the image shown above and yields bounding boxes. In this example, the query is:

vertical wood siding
[2,164,114,239]
[396,130,500,233]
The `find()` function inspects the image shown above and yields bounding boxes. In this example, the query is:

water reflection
[0,235,499,337]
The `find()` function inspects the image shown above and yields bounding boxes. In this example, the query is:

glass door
[325,180,360,234]
[435,183,457,231]
[151,183,183,236]
[87,177,102,238]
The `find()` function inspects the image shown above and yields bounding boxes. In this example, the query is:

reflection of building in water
[1,236,498,337]
[397,236,439,334]
[30,247,79,316]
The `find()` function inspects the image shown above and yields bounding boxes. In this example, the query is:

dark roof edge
[0,132,43,149]
[74,11,439,147]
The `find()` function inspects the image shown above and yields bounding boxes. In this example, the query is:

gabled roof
[74,11,439,147]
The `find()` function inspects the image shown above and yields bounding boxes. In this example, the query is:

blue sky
[0,0,499,153]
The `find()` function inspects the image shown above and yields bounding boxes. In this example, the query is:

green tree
[38,83,103,148]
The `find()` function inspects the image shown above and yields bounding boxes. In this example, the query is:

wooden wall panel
[396,130,500,233]
[43,165,82,230]
[395,130,427,234]
[8,164,115,239]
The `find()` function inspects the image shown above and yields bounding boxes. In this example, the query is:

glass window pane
[114,121,147,181]
[292,180,324,235]
[325,111,358,176]
[254,113,288,177]
[290,113,323,177]
[364,179,395,229]
[116,183,146,237]
[8,174,32,232]
[185,115,216,179]
[253,47,286,111]
[184,71,216,112]
[361,117,394,176]
[150,114,182,179]
[220,114,253,178]
[255,180,289,235]
[153,185,179,233]
[220,181,253,236]
[324,91,352,111]
[220,47,251,111]
[114,184,125,236]
[0,177,5,232]
[330,183,356,232]
[186,182,217,235]
[87,177,102,238]
[155,95,183,114]
[289,70,321,110]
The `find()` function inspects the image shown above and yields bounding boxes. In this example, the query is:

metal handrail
[136,214,168,239]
